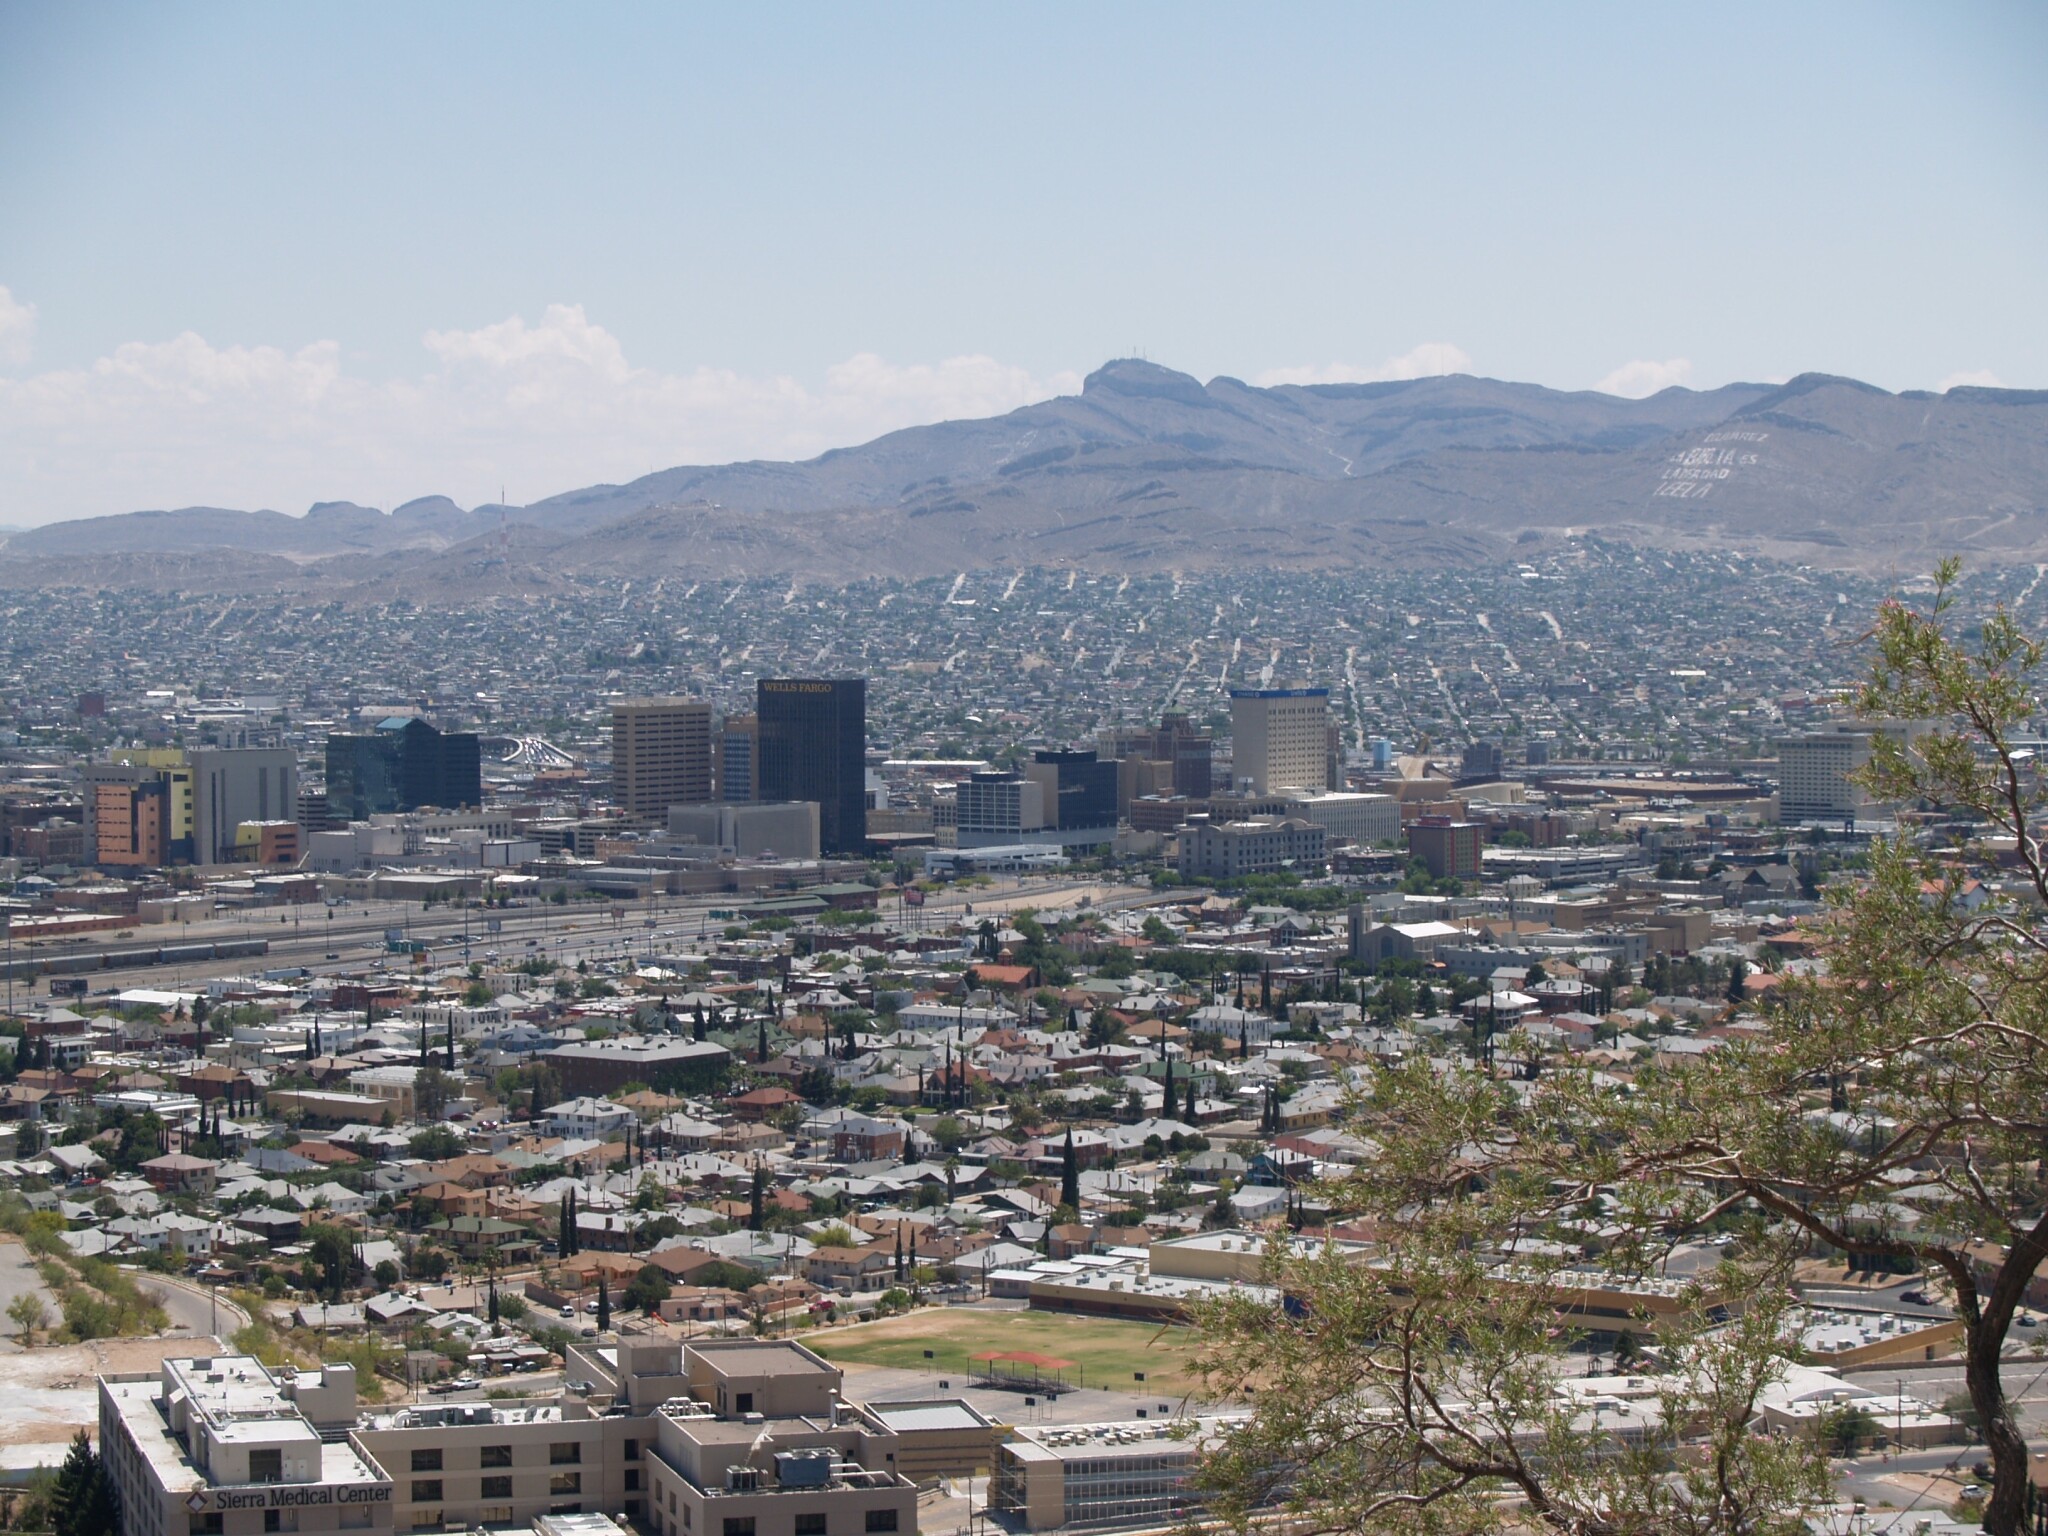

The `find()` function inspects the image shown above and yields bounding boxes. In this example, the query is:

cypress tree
[757,1019,768,1064]
[596,1271,611,1332]
[487,1275,499,1327]
[52,1428,115,1536]
[749,1164,765,1231]
[446,1018,456,1070]
[1060,1127,1080,1211]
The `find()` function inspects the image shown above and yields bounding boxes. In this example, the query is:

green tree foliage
[621,1264,672,1314]
[407,1124,463,1160]
[413,1066,452,1121]
[1191,567,2048,1536]
[304,1222,356,1302]
[51,1431,116,1536]
[691,1259,764,1295]
[8,1291,49,1345]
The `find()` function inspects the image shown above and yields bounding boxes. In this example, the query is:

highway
[14,874,1179,1001]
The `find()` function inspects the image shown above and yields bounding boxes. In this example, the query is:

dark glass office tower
[757,679,866,856]
[326,717,482,820]
[1032,748,1119,832]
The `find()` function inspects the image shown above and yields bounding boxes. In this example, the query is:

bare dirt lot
[0,1244,224,1474]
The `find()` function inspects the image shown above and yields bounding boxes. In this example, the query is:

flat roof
[691,1341,836,1378]
[864,1400,996,1433]
[103,1374,384,1493]
[544,1036,729,1062]
[1005,1416,1245,1463]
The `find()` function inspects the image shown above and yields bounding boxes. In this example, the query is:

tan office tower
[1229,686,1331,794]
[611,698,713,815]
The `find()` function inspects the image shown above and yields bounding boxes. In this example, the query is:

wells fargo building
[756,679,866,857]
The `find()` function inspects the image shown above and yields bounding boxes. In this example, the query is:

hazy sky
[1,2,2043,524]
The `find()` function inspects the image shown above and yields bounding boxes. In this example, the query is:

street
[133,1272,248,1344]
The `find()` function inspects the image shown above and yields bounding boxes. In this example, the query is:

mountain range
[6,360,2047,594]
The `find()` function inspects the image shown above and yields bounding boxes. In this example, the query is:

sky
[0,2,2043,525]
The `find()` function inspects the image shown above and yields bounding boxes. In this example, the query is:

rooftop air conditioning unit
[775,1451,833,1489]
[726,1467,762,1493]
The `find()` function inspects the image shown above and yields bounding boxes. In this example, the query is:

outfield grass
[808,1308,1202,1394]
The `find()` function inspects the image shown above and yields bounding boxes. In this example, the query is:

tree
[622,1264,672,1314]
[304,1222,356,1302]
[414,1066,452,1122]
[1192,568,2048,1536]
[408,1124,462,1160]
[51,1430,116,1536]
[1817,1403,1879,1459]
[1060,1127,1080,1211]
[8,1292,48,1346]
[595,1271,611,1332]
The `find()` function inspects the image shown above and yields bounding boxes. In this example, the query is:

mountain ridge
[5,362,2044,591]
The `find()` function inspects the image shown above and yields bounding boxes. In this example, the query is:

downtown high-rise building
[1229,686,1331,794]
[757,678,866,856]
[611,698,714,816]
[326,718,481,821]
[718,713,759,803]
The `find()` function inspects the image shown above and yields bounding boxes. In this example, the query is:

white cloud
[1255,342,1472,388]
[1595,357,1693,398]
[0,299,1084,524]
[0,286,36,372]
[1938,368,2001,392]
